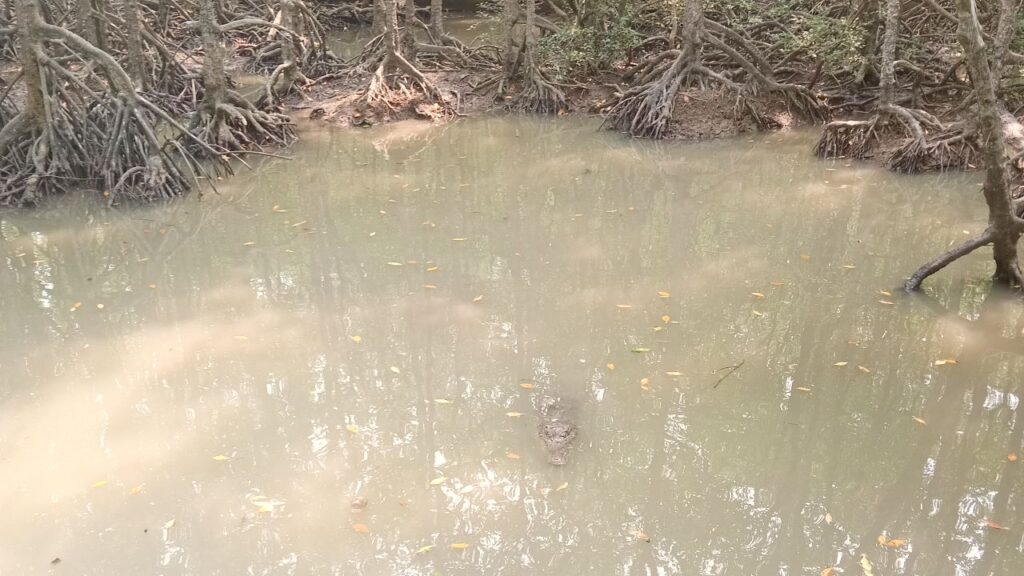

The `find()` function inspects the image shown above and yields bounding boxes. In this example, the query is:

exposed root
[514,55,567,114]
[814,118,880,159]
[606,50,694,138]
[190,90,296,157]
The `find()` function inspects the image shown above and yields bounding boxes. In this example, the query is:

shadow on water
[3,116,1024,575]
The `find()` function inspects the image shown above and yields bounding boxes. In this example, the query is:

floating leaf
[450,543,470,549]
[459,485,475,494]
[879,290,893,297]
[834,362,848,367]
[751,292,765,299]
[1009,453,1018,462]
[795,387,812,392]
[858,365,871,373]
[472,295,484,303]
[426,266,439,272]
[878,300,895,306]
[164,519,176,529]
[635,530,651,542]
[752,310,764,317]
[824,512,833,525]
[416,545,435,554]
[346,424,359,434]
[212,454,230,461]
[242,241,255,246]
[555,482,569,492]
[657,291,671,298]
[451,238,467,242]
[842,264,856,269]
[352,523,370,534]
[423,284,437,289]
[934,358,958,366]
[860,554,875,576]
[519,382,535,390]
[387,261,403,267]
[631,347,651,353]
[233,335,249,341]
[661,315,671,324]
[821,568,836,576]
[434,398,452,404]
[986,520,1008,530]
[506,452,521,460]
[506,411,524,417]
[606,363,615,371]
[390,366,401,374]
[913,416,927,425]
[91,480,108,489]
[884,538,907,549]
[665,371,683,376]
[430,476,447,485]
[770,281,786,287]
[616,304,633,309]
[640,378,651,391]
[800,254,811,261]
[129,484,145,495]
[350,335,362,343]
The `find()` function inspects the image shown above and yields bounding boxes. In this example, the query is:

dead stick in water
[712,360,745,389]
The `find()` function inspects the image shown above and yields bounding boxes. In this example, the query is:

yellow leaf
[632,347,651,353]
[821,569,836,576]
[290,220,308,227]
[879,290,893,297]
[91,480,108,489]
[390,366,401,374]
[233,335,249,341]
[616,304,633,309]
[506,452,521,460]
[834,362,848,367]
[416,545,435,554]
[555,482,569,492]
[506,411,523,417]
[824,512,833,524]
[752,310,764,317]
[877,535,888,546]
[450,543,470,549]
[352,523,370,534]
[661,315,671,324]
[665,371,682,376]
[795,387,812,392]
[885,538,907,549]
[842,264,856,269]
[519,382,535,389]
[472,295,484,303]
[430,476,446,485]
[434,398,452,404]
[934,358,958,366]
[70,302,82,312]
[242,241,255,246]
[657,291,671,298]
[1009,453,1018,462]
[346,424,359,434]
[640,377,651,391]
[751,292,765,299]
[387,262,403,267]
[606,363,615,371]
[858,366,871,373]
[451,238,467,242]
[426,266,439,272]
[212,454,230,461]
[350,335,362,343]
[423,284,437,289]
[860,555,875,576]
[128,484,145,495]
[800,254,811,261]
[164,519,175,529]
[913,416,927,425]
[878,300,895,306]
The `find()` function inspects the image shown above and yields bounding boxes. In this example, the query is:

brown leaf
[353,523,370,534]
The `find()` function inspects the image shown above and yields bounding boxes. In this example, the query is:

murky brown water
[330,16,497,60]
[3,116,1024,576]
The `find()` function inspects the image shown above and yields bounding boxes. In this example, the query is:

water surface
[2,117,1023,576]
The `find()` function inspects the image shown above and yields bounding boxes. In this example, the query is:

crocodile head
[539,420,577,465]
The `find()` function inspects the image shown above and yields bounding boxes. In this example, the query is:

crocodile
[538,397,578,465]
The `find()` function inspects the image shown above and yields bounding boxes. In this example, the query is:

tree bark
[430,0,443,40]
[198,0,226,110]
[879,0,899,108]
[122,0,146,89]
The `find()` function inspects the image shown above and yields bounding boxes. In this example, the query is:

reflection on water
[2,116,1023,576]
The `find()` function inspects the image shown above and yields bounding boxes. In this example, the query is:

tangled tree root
[814,118,880,159]
[606,51,695,138]
[514,57,567,114]
[190,90,296,157]
[365,52,452,117]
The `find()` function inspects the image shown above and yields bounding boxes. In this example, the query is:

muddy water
[2,117,1023,576]
[330,16,497,60]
